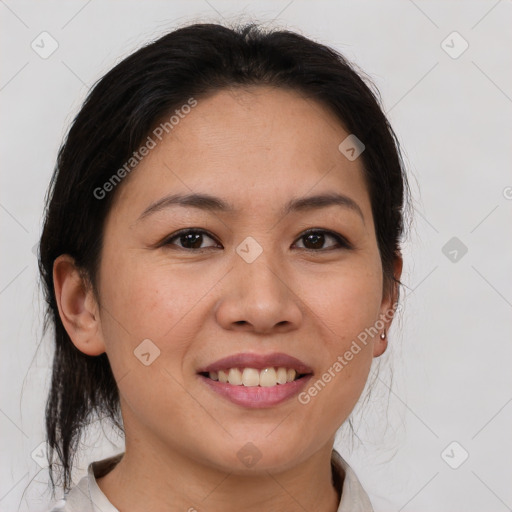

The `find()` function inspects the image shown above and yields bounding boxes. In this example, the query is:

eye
[293,229,352,251]
[162,229,221,250]
[161,228,350,252]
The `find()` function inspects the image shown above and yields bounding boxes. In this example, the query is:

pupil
[305,233,324,249]
[182,233,202,249]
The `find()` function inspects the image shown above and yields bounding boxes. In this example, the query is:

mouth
[197,352,313,408]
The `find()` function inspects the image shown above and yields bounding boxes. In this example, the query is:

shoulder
[45,498,66,512]
[44,474,92,511]
[331,450,374,512]
[45,453,124,512]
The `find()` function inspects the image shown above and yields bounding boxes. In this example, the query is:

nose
[214,251,303,335]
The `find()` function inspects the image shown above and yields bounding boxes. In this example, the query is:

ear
[373,254,403,357]
[53,254,106,356]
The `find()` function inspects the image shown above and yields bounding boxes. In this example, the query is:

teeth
[276,367,287,384]
[259,368,277,387]
[208,367,301,386]
[242,368,260,387]
[228,368,242,385]
[287,369,296,383]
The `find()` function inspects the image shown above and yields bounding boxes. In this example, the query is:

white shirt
[47,450,374,512]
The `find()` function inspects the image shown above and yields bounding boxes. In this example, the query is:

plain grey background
[1,1,511,511]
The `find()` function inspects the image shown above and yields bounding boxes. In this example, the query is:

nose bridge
[239,247,284,298]
[214,238,303,333]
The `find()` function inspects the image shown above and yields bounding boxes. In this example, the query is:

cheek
[293,259,382,421]
[96,253,213,418]
[96,253,200,387]
[99,251,215,341]
[296,257,383,340]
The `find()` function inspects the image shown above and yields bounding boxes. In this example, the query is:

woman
[40,22,408,511]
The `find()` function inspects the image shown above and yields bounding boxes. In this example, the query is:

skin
[53,86,402,512]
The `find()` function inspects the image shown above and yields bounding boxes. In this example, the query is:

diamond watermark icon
[31,31,59,59]
[441,31,469,59]
[31,442,49,468]
[442,236,468,263]
[236,236,263,263]
[338,134,365,161]
[237,442,262,468]
[441,441,469,469]
[134,338,161,366]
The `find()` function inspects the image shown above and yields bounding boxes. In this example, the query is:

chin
[206,433,313,474]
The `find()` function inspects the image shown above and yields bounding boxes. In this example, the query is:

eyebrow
[137,192,364,222]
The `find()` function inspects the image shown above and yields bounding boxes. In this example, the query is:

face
[70,86,399,473]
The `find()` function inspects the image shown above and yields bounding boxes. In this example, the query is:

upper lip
[198,352,313,375]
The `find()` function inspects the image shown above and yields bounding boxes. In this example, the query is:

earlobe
[53,255,106,356]
[373,330,388,357]
[374,253,403,358]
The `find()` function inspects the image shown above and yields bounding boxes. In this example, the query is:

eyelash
[161,228,352,252]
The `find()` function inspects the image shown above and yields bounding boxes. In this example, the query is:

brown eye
[164,229,220,250]
[294,230,351,251]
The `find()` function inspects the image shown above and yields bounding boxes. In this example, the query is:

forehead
[111,86,372,221]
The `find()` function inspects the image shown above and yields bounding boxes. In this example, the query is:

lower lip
[199,374,312,409]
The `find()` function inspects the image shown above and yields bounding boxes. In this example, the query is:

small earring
[380,330,386,340]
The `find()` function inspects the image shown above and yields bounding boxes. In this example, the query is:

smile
[197,353,313,408]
